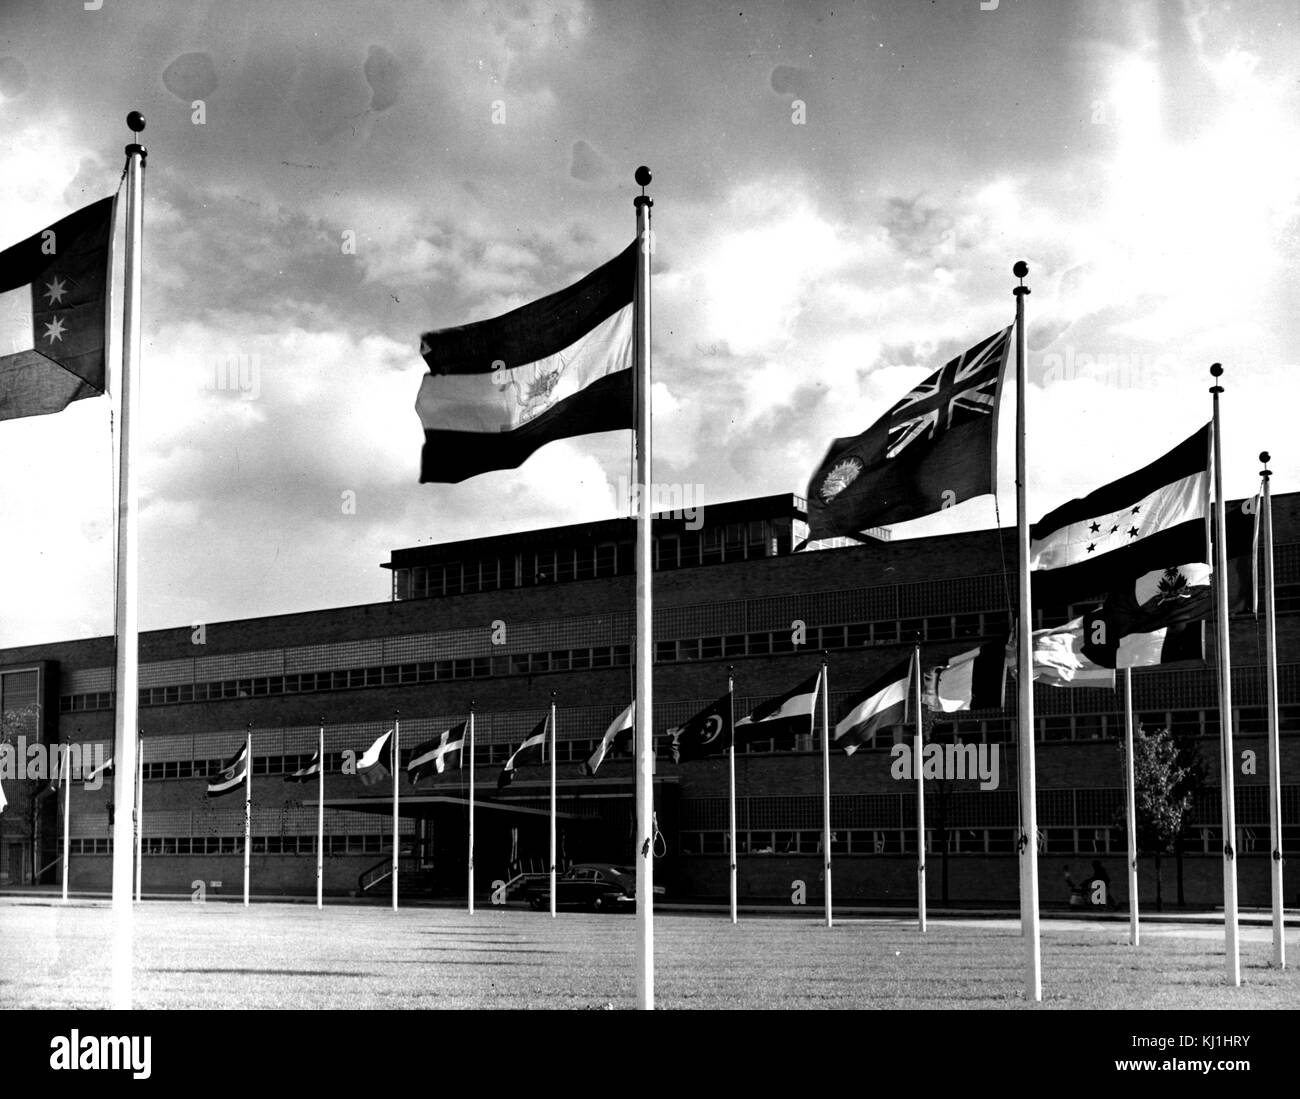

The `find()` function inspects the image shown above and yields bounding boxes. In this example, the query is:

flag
[1030,424,1210,606]
[283,750,321,783]
[0,777,6,814]
[356,729,394,787]
[409,722,467,783]
[805,327,1011,540]
[584,703,633,776]
[924,637,1010,712]
[86,755,114,781]
[734,674,820,750]
[1030,613,1203,688]
[416,243,636,483]
[1,196,115,421]
[206,743,249,798]
[498,717,549,789]
[668,694,732,763]
[834,657,912,755]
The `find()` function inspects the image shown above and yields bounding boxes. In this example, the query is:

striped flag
[924,638,1009,712]
[834,657,912,755]
[498,717,549,789]
[284,749,321,783]
[1031,424,1210,605]
[356,729,394,787]
[416,243,636,483]
[206,743,249,797]
[1,196,115,421]
[735,674,820,750]
[409,723,466,783]
[584,703,633,776]
[1031,613,1203,688]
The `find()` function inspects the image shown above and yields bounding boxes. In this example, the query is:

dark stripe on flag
[420,244,635,375]
[420,367,631,484]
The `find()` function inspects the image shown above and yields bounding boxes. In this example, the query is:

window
[656,537,678,571]
[596,543,618,576]
[655,641,677,663]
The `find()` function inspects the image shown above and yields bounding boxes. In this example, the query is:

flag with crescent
[668,694,732,764]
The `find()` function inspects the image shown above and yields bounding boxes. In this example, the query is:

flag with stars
[804,326,1011,540]
[1030,424,1210,607]
[416,242,636,483]
[0,196,115,422]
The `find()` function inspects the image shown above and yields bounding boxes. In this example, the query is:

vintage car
[525,863,663,911]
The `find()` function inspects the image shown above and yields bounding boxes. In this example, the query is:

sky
[1,0,1298,647]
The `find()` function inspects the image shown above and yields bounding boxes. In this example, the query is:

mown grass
[0,899,1294,1010]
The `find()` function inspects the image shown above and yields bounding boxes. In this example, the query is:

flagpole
[820,656,832,929]
[1259,451,1285,969]
[728,666,738,926]
[1013,260,1042,1002]
[61,747,70,903]
[1209,363,1240,986]
[317,719,324,909]
[913,644,927,933]
[111,111,146,1010]
[243,726,251,907]
[1123,668,1139,946]
[549,692,557,919]
[134,733,143,903]
[468,704,476,915]
[392,714,400,913]
[633,166,656,1009]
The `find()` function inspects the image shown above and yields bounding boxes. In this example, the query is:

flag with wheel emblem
[804,327,1011,540]
[0,196,115,421]
[206,742,249,798]
[668,694,732,763]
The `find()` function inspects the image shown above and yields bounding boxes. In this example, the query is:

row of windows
[392,521,796,600]
[69,834,393,856]
[62,610,1005,714]
[679,825,1300,857]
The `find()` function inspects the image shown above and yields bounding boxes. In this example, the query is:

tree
[1,700,43,885]
[1116,724,1198,912]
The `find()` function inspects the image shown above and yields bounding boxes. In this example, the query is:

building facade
[1,492,1297,909]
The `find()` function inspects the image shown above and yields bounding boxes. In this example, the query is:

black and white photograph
[0,0,1296,1068]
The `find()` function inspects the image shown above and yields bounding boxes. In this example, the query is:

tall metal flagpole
[633,166,656,1008]
[1013,261,1042,1002]
[61,747,70,902]
[549,693,557,919]
[317,719,324,909]
[111,111,147,1010]
[1209,364,1240,986]
[820,657,832,929]
[392,714,400,913]
[914,644,927,933]
[243,727,251,907]
[1259,452,1285,969]
[468,704,476,915]
[728,667,738,926]
[1123,668,1139,946]
[134,733,143,903]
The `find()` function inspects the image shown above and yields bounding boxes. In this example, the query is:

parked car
[525,863,664,911]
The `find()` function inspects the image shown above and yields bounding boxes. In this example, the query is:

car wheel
[529,897,543,910]
[592,895,604,911]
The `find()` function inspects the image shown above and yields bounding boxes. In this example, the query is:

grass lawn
[0,899,1295,1010]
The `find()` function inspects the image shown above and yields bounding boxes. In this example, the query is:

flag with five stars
[0,196,115,422]
[804,326,1011,540]
[1030,424,1210,607]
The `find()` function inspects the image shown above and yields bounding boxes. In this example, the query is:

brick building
[1,491,1296,908]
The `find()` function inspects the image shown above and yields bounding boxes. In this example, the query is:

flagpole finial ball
[127,111,146,133]
[635,166,652,187]
[1012,261,1029,279]
[1210,362,1223,378]
[1260,451,1270,465]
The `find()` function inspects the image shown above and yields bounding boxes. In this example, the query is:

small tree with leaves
[1116,724,1196,912]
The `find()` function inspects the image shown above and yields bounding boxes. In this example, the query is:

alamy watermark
[617,476,705,530]
[0,739,111,791]
[1041,346,1175,390]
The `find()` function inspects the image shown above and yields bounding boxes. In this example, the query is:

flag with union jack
[804,326,1011,540]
